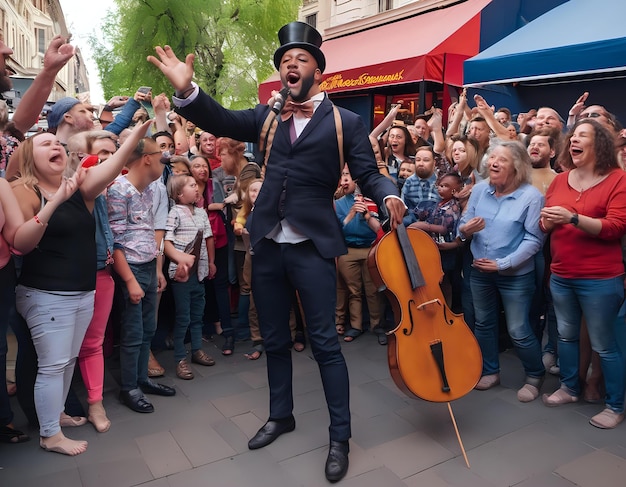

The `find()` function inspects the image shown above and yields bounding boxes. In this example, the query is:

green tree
[90,0,299,108]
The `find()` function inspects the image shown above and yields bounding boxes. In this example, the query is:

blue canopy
[464,0,626,86]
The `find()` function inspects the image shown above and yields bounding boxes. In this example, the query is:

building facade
[0,0,89,109]
[259,0,567,130]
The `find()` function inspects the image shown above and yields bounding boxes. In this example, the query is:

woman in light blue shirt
[458,140,545,402]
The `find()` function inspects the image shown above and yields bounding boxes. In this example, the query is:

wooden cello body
[368,225,482,403]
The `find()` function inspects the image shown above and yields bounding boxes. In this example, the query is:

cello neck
[396,223,425,290]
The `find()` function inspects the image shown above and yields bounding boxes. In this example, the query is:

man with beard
[0,38,13,95]
[529,131,557,195]
[401,145,441,226]
[47,97,96,145]
[527,131,558,372]
[149,21,405,482]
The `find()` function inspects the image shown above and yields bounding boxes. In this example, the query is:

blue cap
[47,97,80,129]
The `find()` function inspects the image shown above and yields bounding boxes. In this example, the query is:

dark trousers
[251,238,351,442]
[119,261,157,391]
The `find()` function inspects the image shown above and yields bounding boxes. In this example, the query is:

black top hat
[273,21,326,73]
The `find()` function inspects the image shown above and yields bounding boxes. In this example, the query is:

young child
[408,172,463,306]
[233,178,265,360]
[164,175,217,379]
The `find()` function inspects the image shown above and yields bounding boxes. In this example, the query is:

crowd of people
[1,21,626,484]
[369,87,626,431]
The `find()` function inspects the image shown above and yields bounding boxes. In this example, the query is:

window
[36,27,45,54]
[305,13,317,30]
[379,0,393,13]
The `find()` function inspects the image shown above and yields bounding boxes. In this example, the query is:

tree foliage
[89,0,299,108]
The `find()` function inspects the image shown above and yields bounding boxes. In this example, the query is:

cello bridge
[416,298,442,310]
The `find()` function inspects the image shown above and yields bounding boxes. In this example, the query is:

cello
[368,223,482,465]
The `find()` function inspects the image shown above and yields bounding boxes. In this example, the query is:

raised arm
[473,94,510,140]
[79,120,152,202]
[104,92,142,136]
[427,108,445,154]
[12,36,74,134]
[152,93,171,133]
[446,89,467,138]
[147,46,196,96]
[369,103,402,139]
[567,91,589,128]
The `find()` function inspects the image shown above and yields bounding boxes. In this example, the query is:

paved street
[1,331,625,487]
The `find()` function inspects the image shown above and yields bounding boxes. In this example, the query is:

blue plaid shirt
[401,173,441,225]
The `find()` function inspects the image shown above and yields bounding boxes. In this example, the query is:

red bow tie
[281,100,314,121]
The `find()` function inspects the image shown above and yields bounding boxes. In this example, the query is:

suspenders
[258,104,344,174]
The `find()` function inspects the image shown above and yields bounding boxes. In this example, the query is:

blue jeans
[171,271,206,362]
[550,274,625,412]
[203,246,233,338]
[471,270,544,379]
[461,245,475,332]
[119,261,158,391]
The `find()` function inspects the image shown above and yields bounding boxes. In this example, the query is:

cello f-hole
[443,305,454,326]
[405,299,417,336]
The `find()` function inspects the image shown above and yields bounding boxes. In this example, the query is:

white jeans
[16,285,94,437]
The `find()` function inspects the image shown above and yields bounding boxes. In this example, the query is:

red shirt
[546,169,626,279]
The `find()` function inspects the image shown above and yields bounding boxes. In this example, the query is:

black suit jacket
[177,89,399,258]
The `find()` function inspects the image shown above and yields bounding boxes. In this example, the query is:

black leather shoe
[325,440,349,483]
[139,379,176,396]
[119,388,154,413]
[248,416,295,450]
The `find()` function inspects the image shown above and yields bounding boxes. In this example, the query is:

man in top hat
[149,21,405,482]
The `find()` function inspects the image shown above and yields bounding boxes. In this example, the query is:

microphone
[271,87,290,114]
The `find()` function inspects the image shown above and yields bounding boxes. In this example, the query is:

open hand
[147,46,195,93]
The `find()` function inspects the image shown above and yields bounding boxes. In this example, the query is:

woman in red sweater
[540,119,626,429]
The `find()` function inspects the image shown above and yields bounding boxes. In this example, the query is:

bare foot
[40,431,88,456]
[88,402,111,433]
[60,412,87,427]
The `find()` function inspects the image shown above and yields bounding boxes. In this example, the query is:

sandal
[0,425,30,444]
[147,351,165,377]
[245,343,264,361]
[222,336,234,356]
[336,324,345,336]
[343,328,363,342]
[293,332,306,352]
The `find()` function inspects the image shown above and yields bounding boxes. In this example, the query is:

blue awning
[464,0,626,86]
